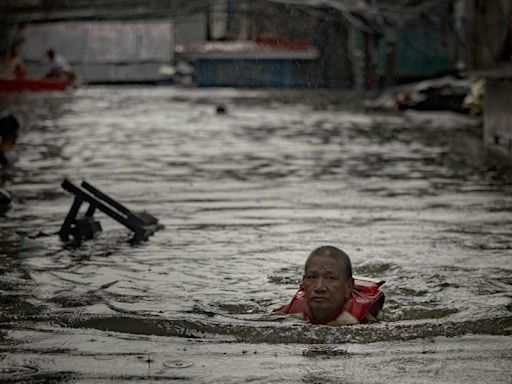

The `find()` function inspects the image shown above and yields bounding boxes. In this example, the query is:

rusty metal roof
[175,39,318,60]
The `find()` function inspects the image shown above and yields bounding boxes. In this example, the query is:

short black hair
[0,115,20,140]
[47,49,55,57]
[306,245,353,280]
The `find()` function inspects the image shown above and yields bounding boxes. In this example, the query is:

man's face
[303,254,353,322]
[1,131,17,150]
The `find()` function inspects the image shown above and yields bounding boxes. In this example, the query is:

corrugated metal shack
[20,21,173,83]
[386,19,453,80]
[176,39,320,88]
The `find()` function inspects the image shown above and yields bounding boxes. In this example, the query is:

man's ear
[345,277,354,299]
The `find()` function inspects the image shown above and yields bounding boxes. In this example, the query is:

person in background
[46,49,75,83]
[0,114,20,166]
[274,245,385,326]
[0,47,26,80]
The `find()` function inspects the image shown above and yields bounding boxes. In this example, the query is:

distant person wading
[0,47,26,80]
[46,49,76,83]
[0,115,20,166]
[0,115,19,212]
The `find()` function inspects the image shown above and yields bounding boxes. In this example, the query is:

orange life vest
[276,277,385,325]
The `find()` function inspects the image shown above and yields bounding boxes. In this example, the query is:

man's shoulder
[55,55,69,66]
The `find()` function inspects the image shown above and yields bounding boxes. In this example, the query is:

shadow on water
[1,87,512,382]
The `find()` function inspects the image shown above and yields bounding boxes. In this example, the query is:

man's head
[46,49,55,60]
[303,246,354,322]
[0,115,20,150]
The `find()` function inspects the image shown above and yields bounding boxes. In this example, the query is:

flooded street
[1,87,511,383]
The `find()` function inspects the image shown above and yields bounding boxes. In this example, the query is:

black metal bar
[85,204,96,217]
[81,180,131,215]
[58,196,84,241]
[61,179,141,232]
[81,181,147,227]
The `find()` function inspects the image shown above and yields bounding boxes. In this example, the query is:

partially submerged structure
[481,66,512,159]
[457,0,512,160]
[59,179,162,245]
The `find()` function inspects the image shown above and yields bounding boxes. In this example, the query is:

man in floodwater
[0,114,20,166]
[274,246,385,326]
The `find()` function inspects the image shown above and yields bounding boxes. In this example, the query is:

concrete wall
[483,79,512,158]
[463,0,512,69]
[174,14,207,45]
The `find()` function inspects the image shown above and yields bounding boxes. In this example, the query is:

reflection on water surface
[1,87,511,383]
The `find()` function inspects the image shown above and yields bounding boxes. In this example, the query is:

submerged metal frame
[58,178,160,244]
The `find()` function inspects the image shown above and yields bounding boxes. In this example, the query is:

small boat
[0,78,68,92]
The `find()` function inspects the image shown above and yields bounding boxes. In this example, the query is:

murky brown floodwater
[1,87,511,383]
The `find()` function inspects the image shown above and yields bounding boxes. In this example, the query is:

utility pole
[0,19,8,53]
[453,0,469,71]
[384,26,397,86]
